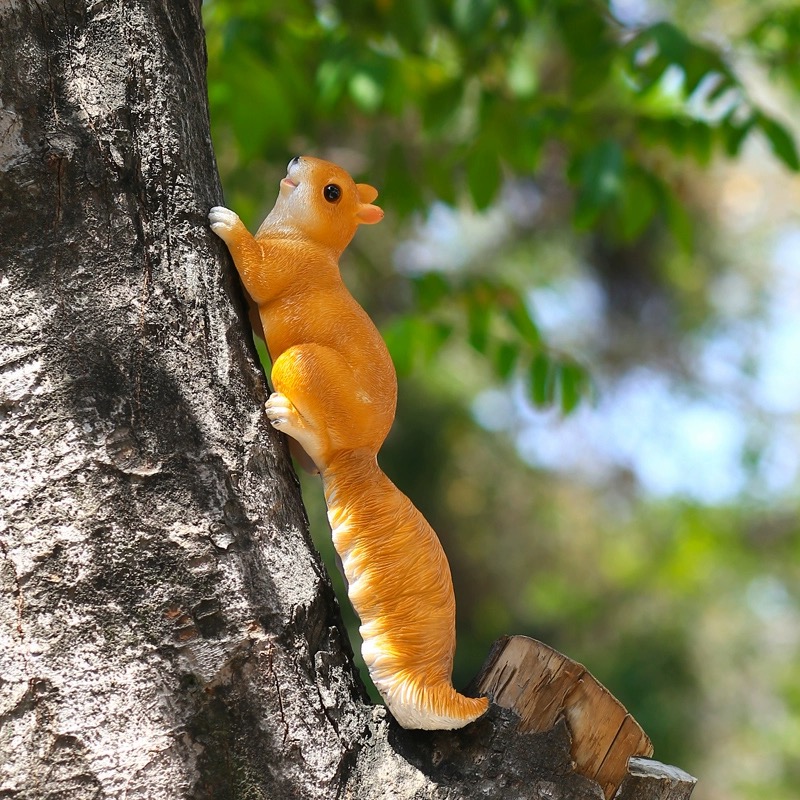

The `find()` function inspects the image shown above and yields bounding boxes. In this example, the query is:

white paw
[208,206,240,238]
[265,393,327,469]
[264,392,297,430]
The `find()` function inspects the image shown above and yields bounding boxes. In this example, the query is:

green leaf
[316,41,358,109]
[507,40,539,99]
[423,82,464,133]
[225,53,293,158]
[758,113,800,171]
[663,119,689,155]
[626,23,684,95]
[663,191,694,252]
[617,168,658,242]
[425,159,459,206]
[466,141,503,210]
[557,1,613,60]
[382,316,418,376]
[507,113,546,172]
[556,2,613,98]
[382,316,452,375]
[571,57,613,99]
[466,294,492,353]
[574,140,624,228]
[557,362,587,414]
[722,113,757,157]
[647,22,690,64]
[685,121,713,166]
[349,70,384,113]
[384,0,432,52]
[529,353,555,408]
[452,0,495,38]
[419,321,454,362]
[493,341,520,380]
[413,273,451,312]
[504,293,541,348]
[387,145,424,216]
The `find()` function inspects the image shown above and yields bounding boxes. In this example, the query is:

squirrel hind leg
[270,344,383,462]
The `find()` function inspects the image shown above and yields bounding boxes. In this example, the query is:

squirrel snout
[288,155,301,168]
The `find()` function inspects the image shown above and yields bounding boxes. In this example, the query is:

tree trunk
[0,2,695,798]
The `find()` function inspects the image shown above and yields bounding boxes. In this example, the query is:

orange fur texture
[209,156,489,729]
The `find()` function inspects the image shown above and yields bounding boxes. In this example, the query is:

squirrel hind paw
[264,392,297,429]
[265,393,328,471]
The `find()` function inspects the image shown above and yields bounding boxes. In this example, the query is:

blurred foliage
[205,2,800,798]
[205,0,797,414]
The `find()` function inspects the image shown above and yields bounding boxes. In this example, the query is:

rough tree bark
[0,2,695,798]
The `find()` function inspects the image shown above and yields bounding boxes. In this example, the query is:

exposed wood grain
[476,635,662,799]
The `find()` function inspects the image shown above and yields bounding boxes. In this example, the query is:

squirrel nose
[288,156,301,169]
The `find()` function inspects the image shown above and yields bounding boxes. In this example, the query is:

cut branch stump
[474,636,696,799]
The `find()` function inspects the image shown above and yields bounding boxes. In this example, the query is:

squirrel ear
[356,203,384,225]
[356,183,379,204]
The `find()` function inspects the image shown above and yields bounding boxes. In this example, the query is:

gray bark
[1,2,361,796]
[0,2,695,798]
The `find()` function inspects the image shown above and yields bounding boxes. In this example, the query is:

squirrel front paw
[208,206,242,241]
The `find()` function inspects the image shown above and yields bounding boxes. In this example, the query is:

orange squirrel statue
[209,156,489,730]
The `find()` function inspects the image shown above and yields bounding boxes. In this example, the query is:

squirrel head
[269,156,384,253]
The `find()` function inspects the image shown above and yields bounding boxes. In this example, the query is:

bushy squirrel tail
[443,690,491,728]
[385,682,490,730]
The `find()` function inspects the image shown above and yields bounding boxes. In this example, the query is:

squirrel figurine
[209,156,489,730]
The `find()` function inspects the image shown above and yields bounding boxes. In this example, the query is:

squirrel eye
[323,184,342,203]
